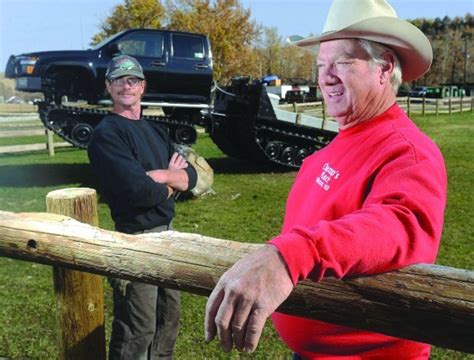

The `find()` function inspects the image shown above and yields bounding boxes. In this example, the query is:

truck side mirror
[106,43,122,56]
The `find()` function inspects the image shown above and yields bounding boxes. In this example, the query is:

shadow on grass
[0,163,98,188]
[0,156,294,190]
[206,157,295,174]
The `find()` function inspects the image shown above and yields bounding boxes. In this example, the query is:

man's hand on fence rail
[205,245,294,353]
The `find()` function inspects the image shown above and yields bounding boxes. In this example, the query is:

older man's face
[317,39,391,129]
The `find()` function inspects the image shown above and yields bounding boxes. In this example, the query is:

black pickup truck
[4,29,214,147]
[5,28,213,106]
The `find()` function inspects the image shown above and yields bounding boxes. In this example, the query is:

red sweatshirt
[269,104,447,359]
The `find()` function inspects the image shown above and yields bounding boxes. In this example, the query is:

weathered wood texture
[0,210,472,353]
[46,188,105,360]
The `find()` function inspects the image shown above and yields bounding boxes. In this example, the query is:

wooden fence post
[322,99,326,121]
[46,130,55,157]
[422,96,426,116]
[406,96,411,116]
[46,188,105,360]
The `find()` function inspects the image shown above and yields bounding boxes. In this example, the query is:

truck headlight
[19,56,38,75]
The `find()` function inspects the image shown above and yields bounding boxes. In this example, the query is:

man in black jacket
[88,55,197,359]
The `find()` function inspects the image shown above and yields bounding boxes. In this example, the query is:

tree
[91,0,165,45]
[408,14,473,87]
[258,27,283,76]
[253,26,316,82]
[166,0,261,82]
[91,1,472,88]
[280,45,315,82]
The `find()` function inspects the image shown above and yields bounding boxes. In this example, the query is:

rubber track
[255,123,336,167]
[38,102,195,148]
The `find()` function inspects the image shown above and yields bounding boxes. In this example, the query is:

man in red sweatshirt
[205,0,447,359]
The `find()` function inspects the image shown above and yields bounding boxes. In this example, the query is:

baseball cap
[106,55,145,80]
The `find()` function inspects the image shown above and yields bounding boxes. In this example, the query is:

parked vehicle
[408,86,428,97]
[405,85,468,99]
[5,29,338,168]
[5,29,213,147]
[207,77,338,168]
[5,28,213,106]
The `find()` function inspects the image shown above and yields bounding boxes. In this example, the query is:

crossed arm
[146,152,190,197]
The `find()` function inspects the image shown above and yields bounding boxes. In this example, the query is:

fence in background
[0,105,70,155]
[279,96,474,119]
[0,103,37,113]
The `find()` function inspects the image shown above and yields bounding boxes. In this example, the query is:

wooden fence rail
[278,96,473,118]
[0,209,473,354]
[0,129,71,155]
[0,112,70,155]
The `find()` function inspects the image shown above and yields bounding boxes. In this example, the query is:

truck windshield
[89,31,126,50]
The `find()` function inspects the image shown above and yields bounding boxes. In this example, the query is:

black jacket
[87,113,197,233]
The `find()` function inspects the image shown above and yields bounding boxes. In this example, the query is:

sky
[1,0,473,71]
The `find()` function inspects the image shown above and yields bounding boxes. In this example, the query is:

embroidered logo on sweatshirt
[316,162,340,191]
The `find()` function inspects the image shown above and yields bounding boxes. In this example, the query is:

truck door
[111,30,167,99]
[167,33,213,104]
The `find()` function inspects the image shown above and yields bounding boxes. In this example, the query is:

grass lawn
[0,133,64,146]
[0,111,472,359]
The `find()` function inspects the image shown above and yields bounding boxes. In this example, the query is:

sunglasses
[110,77,143,87]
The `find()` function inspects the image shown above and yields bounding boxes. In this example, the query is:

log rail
[0,210,473,353]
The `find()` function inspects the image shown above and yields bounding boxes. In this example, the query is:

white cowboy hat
[290,0,433,82]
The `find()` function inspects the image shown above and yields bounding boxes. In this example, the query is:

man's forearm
[165,169,189,191]
[147,169,190,191]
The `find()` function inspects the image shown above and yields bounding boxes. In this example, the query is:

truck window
[118,32,164,58]
[172,34,205,59]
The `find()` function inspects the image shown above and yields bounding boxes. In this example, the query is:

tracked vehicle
[5,29,338,167]
[207,77,338,168]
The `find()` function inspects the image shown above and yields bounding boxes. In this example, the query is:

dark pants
[109,225,180,360]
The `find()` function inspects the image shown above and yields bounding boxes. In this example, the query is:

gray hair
[358,39,402,94]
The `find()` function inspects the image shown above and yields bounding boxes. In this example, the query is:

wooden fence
[0,112,71,155]
[0,188,473,358]
[0,103,37,113]
[279,96,474,119]
[398,95,474,116]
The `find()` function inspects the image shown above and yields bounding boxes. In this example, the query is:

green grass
[413,113,474,270]
[0,133,64,146]
[0,112,473,359]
